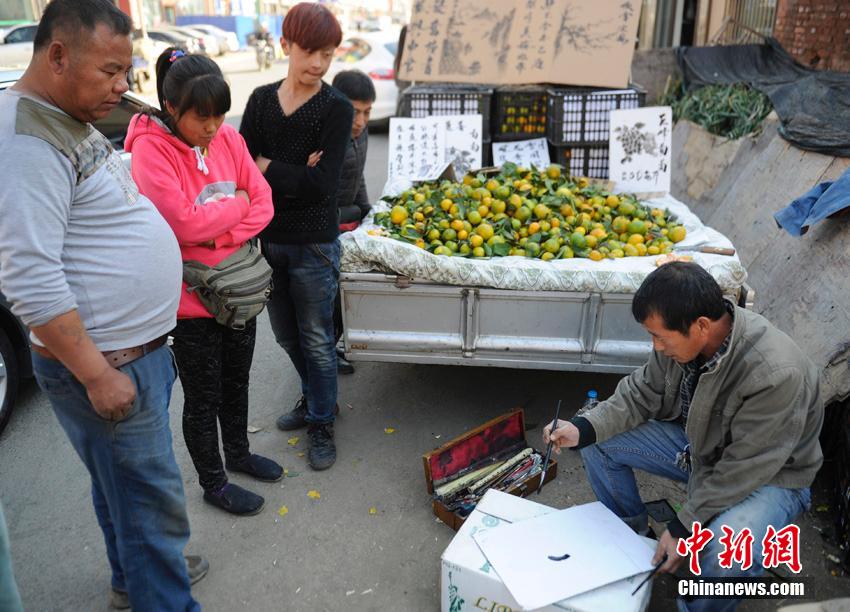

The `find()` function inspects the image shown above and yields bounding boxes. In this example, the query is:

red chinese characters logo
[762,524,802,573]
[676,522,714,575]
[676,522,801,575]
[717,526,754,570]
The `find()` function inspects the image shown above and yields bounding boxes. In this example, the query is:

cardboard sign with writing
[492,137,551,168]
[608,106,673,194]
[399,0,641,88]
[388,115,482,181]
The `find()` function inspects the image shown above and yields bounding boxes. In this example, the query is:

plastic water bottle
[575,389,599,417]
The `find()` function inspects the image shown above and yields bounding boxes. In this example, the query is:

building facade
[637,0,850,73]
[773,0,850,71]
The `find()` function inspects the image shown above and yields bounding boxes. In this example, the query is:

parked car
[325,31,399,126]
[167,26,219,56]
[185,24,239,54]
[148,28,203,55]
[0,71,146,436]
[0,23,37,68]
[131,30,170,92]
[0,290,30,436]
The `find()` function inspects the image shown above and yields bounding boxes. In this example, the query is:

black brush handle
[536,400,562,494]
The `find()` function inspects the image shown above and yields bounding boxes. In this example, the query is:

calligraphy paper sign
[399,0,641,88]
[388,117,446,181]
[388,115,483,180]
[608,106,673,193]
[492,137,551,167]
[441,114,483,177]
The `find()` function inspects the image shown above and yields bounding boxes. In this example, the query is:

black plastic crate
[546,86,646,146]
[398,84,493,141]
[492,85,548,142]
[481,140,492,168]
[548,142,609,179]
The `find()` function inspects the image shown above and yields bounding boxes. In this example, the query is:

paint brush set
[422,409,558,530]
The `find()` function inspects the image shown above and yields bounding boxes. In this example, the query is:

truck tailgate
[340,272,656,373]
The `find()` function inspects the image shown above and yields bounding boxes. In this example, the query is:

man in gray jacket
[546,262,822,611]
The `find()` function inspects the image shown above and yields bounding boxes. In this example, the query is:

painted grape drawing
[614,122,658,163]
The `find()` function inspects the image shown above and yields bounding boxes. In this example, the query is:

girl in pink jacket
[127,48,278,516]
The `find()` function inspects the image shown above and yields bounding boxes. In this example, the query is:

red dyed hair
[282,2,342,52]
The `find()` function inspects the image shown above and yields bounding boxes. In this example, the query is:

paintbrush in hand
[536,399,562,495]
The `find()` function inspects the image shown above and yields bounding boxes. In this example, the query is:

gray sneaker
[109,555,209,608]
[109,590,130,610]
[276,396,308,431]
[185,555,210,584]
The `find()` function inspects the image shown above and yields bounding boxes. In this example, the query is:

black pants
[171,317,256,492]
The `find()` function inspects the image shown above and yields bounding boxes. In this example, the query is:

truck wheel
[0,328,19,436]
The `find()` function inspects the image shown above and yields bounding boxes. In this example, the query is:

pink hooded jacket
[126,113,273,319]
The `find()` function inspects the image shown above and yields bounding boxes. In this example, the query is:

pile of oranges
[372,163,687,261]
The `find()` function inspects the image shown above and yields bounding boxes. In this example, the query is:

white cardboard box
[440,490,655,612]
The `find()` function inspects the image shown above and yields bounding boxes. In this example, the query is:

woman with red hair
[240,3,353,471]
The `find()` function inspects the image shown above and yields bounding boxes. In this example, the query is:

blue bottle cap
[588,389,598,399]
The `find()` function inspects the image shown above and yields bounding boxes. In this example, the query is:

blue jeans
[580,419,811,612]
[0,502,23,612]
[32,346,198,612]
[263,240,339,424]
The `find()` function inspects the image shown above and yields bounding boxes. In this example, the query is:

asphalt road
[0,52,843,612]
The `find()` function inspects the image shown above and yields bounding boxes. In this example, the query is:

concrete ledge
[672,118,850,404]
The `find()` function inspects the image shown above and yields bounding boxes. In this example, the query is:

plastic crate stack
[397,84,494,166]
[492,85,548,142]
[546,87,646,179]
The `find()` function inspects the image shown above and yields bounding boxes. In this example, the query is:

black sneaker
[277,398,340,430]
[226,453,284,482]
[276,396,308,431]
[337,354,355,375]
[307,423,336,470]
[203,483,265,516]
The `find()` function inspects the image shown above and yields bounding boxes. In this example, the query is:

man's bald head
[33,0,131,53]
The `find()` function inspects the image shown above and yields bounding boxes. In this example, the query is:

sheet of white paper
[388,115,483,181]
[440,114,483,177]
[475,489,552,524]
[609,106,673,193]
[492,138,551,168]
[387,117,446,181]
[472,501,655,610]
